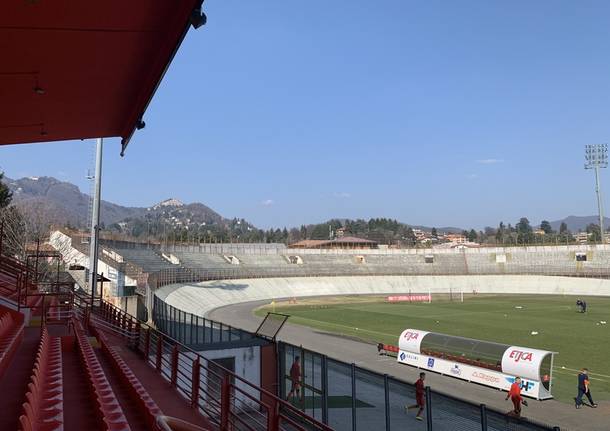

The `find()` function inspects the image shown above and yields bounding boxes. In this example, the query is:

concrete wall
[49,230,137,298]
[198,346,261,408]
[156,275,610,317]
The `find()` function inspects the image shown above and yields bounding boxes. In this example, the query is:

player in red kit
[506,377,528,416]
[286,356,301,402]
[405,372,426,421]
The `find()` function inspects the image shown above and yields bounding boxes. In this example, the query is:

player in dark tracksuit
[575,368,598,408]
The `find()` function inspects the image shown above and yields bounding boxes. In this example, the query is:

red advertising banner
[387,295,431,302]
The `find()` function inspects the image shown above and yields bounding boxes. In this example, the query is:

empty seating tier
[0,305,25,377]
[109,248,177,272]
[73,319,131,431]
[90,324,163,430]
[173,252,228,269]
[18,326,64,431]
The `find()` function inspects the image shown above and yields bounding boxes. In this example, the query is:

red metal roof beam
[0,0,206,156]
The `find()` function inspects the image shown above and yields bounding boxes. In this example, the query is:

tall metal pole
[595,166,605,242]
[585,144,608,244]
[88,138,104,301]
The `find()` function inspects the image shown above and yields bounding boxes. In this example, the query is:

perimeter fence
[148,263,610,292]
[277,342,560,431]
[151,295,562,431]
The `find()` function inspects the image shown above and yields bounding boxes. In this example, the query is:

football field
[256,294,610,404]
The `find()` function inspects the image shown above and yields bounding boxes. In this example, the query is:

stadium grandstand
[0,2,331,430]
[0,2,605,431]
[44,227,610,429]
[288,237,379,249]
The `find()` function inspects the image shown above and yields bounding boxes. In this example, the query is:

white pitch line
[290,315,610,382]
[551,368,610,383]
[553,366,610,379]
[288,315,398,339]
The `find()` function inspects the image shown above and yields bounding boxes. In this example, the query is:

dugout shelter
[397,328,556,400]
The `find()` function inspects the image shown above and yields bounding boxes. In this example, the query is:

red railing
[0,252,75,325]
[92,301,333,431]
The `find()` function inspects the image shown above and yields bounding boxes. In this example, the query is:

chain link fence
[150,292,563,431]
[279,343,561,431]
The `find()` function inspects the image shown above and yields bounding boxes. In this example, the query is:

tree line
[0,173,604,247]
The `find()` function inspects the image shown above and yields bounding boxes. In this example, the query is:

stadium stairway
[60,336,103,431]
[0,282,215,430]
[0,245,331,431]
[0,312,215,431]
[0,325,38,430]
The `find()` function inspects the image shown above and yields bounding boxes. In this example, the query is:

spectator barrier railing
[278,342,562,431]
[148,294,562,431]
[148,263,610,293]
[90,299,333,431]
[151,294,258,348]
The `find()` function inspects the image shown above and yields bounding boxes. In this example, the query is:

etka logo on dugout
[403,331,420,342]
[509,350,533,362]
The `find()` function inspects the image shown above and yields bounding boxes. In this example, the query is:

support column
[88,137,104,301]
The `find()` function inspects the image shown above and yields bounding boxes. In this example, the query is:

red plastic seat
[73,320,131,431]
[0,306,25,379]
[90,323,163,429]
[18,327,64,431]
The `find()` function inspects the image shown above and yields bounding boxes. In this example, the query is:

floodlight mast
[584,144,608,243]
[88,138,103,301]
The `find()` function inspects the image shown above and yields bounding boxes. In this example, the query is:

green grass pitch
[256,294,610,403]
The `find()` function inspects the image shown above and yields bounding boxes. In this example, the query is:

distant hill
[6,176,144,227]
[4,176,228,230]
[549,215,610,232]
[9,176,603,237]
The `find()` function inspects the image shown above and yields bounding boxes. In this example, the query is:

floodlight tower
[584,144,608,243]
[88,138,104,300]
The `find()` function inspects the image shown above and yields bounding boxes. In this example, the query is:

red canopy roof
[0,0,202,153]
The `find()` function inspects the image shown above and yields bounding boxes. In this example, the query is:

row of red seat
[0,255,32,300]
[19,326,64,431]
[0,271,17,297]
[0,270,21,301]
[73,320,131,431]
[91,324,163,430]
[0,308,15,338]
[0,256,45,312]
[0,305,24,377]
[420,348,502,372]
[380,344,399,353]
[384,344,503,372]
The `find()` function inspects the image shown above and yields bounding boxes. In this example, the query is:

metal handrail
[156,415,212,431]
[93,300,333,431]
[147,263,610,293]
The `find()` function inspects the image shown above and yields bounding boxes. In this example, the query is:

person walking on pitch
[575,368,598,409]
[286,356,301,402]
[405,372,426,421]
[506,377,528,417]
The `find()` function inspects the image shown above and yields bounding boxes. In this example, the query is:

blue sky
[2,1,610,229]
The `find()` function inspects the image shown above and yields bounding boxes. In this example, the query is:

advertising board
[397,350,542,399]
[387,295,431,302]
